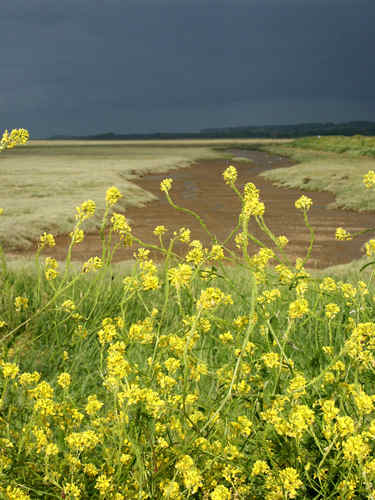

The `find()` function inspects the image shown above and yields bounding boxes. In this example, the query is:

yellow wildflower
[295,195,313,211]
[1,361,19,379]
[211,485,231,500]
[106,186,122,206]
[325,303,340,319]
[288,298,309,319]
[223,165,238,185]
[82,256,103,272]
[85,394,104,416]
[57,372,71,389]
[75,199,96,221]
[39,232,56,248]
[14,296,28,312]
[5,486,31,500]
[335,227,352,241]
[279,467,303,498]
[363,170,375,189]
[153,225,167,236]
[160,178,173,192]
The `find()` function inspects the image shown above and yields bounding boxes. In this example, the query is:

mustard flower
[336,416,355,438]
[69,228,84,244]
[153,224,167,236]
[196,287,233,310]
[288,373,307,398]
[28,380,54,399]
[168,263,193,288]
[219,331,233,343]
[164,357,181,374]
[262,352,280,369]
[14,296,28,312]
[342,434,370,461]
[57,372,71,389]
[106,186,122,206]
[211,485,231,500]
[279,467,303,499]
[365,239,375,256]
[63,483,81,499]
[160,177,173,193]
[95,473,113,496]
[45,443,59,456]
[85,394,104,416]
[84,463,99,476]
[363,170,375,189]
[319,276,337,292]
[276,235,289,248]
[75,199,96,221]
[1,361,19,379]
[0,208,3,215]
[62,299,76,312]
[288,298,309,319]
[39,232,56,248]
[335,227,352,241]
[251,460,270,476]
[325,303,340,319]
[185,240,206,265]
[0,320,6,328]
[275,264,294,285]
[45,268,58,281]
[223,165,238,185]
[5,486,31,500]
[18,371,41,386]
[295,195,313,211]
[178,227,191,243]
[250,248,275,269]
[82,256,103,272]
[241,197,265,219]
[66,430,100,452]
[160,480,181,499]
[175,455,203,494]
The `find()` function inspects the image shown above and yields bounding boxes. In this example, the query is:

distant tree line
[48,121,375,141]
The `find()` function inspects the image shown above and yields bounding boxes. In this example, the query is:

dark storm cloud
[1,0,374,137]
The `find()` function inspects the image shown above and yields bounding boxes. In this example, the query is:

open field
[4,139,375,270]
[0,142,234,250]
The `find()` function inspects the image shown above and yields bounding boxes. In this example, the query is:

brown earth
[9,150,375,269]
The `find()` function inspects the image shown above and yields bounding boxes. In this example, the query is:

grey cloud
[1,0,374,136]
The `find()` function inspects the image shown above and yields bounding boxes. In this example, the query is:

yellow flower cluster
[75,199,96,221]
[363,169,375,189]
[4,168,375,499]
[82,256,103,272]
[335,227,352,240]
[105,186,123,206]
[223,165,238,185]
[39,232,56,248]
[160,177,173,193]
[295,195,313,211]
[0,128,29,151]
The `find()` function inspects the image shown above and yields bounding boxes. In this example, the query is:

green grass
[290,135,375,157]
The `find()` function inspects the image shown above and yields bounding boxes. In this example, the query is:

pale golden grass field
[1,140,254,250]
[260,144,375,211]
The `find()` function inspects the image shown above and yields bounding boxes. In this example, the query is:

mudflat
[10,150,375,269]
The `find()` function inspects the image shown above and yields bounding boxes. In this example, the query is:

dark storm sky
[1,0,374,138]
